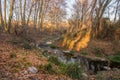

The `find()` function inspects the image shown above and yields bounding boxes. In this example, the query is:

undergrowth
[45,56,83,79]
[107,51,120,63]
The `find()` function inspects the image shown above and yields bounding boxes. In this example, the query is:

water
[37,43,112,74]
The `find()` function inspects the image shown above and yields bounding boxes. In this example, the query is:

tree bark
[4,0,7,31]
[26,0,34,25]
[0,0,4,31]
[7,0,15,33]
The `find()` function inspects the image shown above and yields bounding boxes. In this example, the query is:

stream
[37,41,119,75]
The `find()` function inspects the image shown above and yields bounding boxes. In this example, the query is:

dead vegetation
[0,33,71,80]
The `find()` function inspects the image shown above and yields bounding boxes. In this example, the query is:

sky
[66,0,75,18]
[66,0,117,21]
[1,0,118,21]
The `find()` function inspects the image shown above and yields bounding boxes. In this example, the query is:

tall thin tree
[7,0,15,33]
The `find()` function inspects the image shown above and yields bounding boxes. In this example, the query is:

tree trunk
[34,1,39,30]
[0,0,4,31]
[22,0,26,26]
[38,0,44,32]
[7,0,15,33]
[19,0,23,24]
[26,0,34,25]
[4,0,7,31]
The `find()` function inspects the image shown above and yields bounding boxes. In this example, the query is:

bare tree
[33,0,39,29]
[23,0,26,26]
[62,0,112,51]
[26,0,34,25]
[4,0,7,31]
[114,0,120,21]
[48,0,66,29]
[0,0,4,31]
[7,0,15,33]
[37,0,51,32]
[19,0,23,24]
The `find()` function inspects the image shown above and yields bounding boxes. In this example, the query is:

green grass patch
[49,44,57,49]
[64,63,82,79]
[81,51,88,55]
[70,50,76,55]
[47,56,82,79]
[44,63,55,74]
[38,63,55,74]
[48,56,61,66]
[107,51,120,63]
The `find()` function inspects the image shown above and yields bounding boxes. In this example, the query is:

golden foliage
[75,29,91,51]
[62,21,92,51]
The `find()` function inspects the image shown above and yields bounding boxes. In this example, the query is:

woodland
[0,0,120,80]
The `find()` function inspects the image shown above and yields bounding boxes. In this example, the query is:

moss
[49,44,57,49]
[107,52,120,63]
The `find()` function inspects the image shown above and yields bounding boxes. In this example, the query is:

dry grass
[79,39,120,57]
[0,33,70,80]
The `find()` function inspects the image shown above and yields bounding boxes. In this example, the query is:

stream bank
[37,41,120,75]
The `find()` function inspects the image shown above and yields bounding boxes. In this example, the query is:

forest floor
[0,31,120,80]
[0,32,71,80]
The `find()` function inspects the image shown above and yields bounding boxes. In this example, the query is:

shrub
[48,56,61,66]
[44,63,55,74]
[38,63,56,74]
[64,63,82,79]
[46,56,82,79]
[48,56,82,79]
